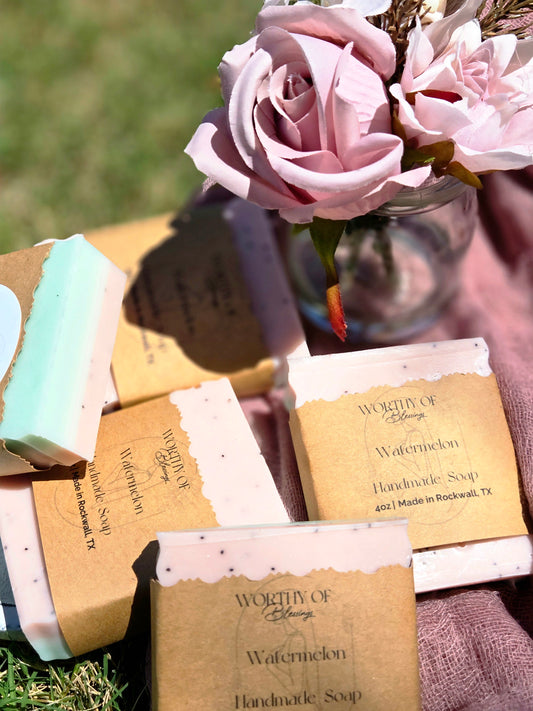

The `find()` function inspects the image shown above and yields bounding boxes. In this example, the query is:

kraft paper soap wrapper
[0,243,53,475]
[87,204,277,407]
[151,548,420,709]
[290,373,529,550]
[32,395,219,656]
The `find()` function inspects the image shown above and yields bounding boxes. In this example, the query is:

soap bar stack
[0,235,126,470]
[287,337,531,591]
[0,378,289,660]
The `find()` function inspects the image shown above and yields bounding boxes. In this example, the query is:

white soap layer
[0,476,70,657]
[287,337,490,408]
[156,519,412,586]
[413,535,533,593]
[158,526,533,592]
[169,378,289,526]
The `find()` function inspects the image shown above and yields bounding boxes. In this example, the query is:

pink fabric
[239,166,533,709]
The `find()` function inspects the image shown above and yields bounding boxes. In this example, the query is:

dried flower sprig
[370,0,428,79]
[477,0,533,40]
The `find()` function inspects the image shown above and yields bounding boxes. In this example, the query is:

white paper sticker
[0,285,22,381]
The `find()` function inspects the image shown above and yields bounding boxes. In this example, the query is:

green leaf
[400,137,483,190]
[309,217,346,288]
[442,161,484,190]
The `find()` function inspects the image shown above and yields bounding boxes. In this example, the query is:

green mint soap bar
[0,235,126,470]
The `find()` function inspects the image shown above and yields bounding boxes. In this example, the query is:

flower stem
[346,213,396,287]
[309,217,347,341]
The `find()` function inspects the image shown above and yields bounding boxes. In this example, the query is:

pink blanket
[240,167,533,710]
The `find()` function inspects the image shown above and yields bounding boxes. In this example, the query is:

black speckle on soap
[33,579,39,584]
[220,550,225,555]
[24,547,29,551]
[200,535,205,540]
[166,567,171,572]
[271,567,276,571]
[229,568,234,572]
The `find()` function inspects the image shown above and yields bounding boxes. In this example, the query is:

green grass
[0,0,260,253]
[0,637,150,710]
[0,1,261,708]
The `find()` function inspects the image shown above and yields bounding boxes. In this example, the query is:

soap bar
[0,476,70,657]
[413,534,533,593]
[0,235,126,470]
[288,337,528,553]
[87,198,308,407]
[165,381,290,527]
[0,378,289,660]
[152,520,420,711]
[0,534,24,641]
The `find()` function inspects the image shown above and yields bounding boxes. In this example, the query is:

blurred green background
[0,3,261,708]
[0,0,260,254]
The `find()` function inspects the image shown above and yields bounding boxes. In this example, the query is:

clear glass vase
[287,176,478,344]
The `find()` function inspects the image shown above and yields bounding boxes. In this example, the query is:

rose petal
[219,36,259,105]
[269,132,403,193]
[413,93,472,140]
[423,0,482,57]
[227,47,274,172]
[254,96,318,157]
[405,19,436,80]
[259,28,347,151]
[256,4,396,79]
[185,108,300,208]
[333,43,390,150]
[279,164,431,222]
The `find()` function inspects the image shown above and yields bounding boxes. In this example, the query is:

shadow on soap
[125,539,159,641]
[123,208,270,373]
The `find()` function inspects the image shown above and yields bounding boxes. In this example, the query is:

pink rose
[390,3,533,173]
[185,5,429,224]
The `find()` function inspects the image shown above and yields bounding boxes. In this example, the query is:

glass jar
[287,176,478,344]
